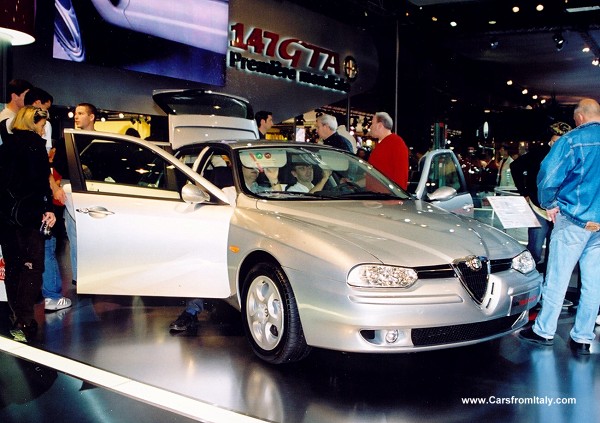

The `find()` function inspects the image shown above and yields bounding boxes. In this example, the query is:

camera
[40,222,52,238]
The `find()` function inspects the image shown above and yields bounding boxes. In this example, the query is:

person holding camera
[0,105,56,342]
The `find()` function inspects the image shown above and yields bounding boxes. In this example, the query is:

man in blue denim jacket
[519,98,600,355]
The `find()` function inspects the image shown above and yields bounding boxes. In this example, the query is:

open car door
[62,129,234,298]
[412,149,474,216]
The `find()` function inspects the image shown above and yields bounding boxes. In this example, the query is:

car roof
[175,139,340,152]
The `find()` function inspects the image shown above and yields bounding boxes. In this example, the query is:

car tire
[241,262,311,364]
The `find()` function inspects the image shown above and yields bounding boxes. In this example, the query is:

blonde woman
[0,105,56,342]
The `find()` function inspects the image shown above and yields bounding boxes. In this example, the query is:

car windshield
[237,145,410,200]
[176,143,410,201]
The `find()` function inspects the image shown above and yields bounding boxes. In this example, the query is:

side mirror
[427,186,457,202]
[181,183,211,204]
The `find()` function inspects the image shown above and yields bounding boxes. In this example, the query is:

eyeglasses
[33,108,49,123]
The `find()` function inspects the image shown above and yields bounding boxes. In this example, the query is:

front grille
[411,315,521,346]
[453,257,489,304]
[490,258,512,273]
[414,257,513,305]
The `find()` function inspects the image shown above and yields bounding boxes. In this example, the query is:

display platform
[1,285,598,423]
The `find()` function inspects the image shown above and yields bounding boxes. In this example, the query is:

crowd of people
[1,78,599,351]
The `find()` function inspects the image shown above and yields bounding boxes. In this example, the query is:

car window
[74,134,188,199]
[425,152,463,194]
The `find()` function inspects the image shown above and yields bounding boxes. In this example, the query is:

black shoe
[9,320,38,343]
[569,339,591,355]
[169,311,197,331]
[518,327,553,346]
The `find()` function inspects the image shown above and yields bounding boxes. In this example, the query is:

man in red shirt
[368,112,409,190]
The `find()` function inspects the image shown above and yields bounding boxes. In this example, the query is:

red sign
[230,23,341,76]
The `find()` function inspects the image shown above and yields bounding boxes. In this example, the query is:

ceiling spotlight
[592,58,600,66]
[450,21,457,27]
[512,6,520,13]
[522,88,528,95]
[553,32,565,51]
[490,39,499,49]
[506,80,513,85]
[582,47,590,53]
[536,4,544,12]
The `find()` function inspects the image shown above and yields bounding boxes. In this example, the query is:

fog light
[385,330,399,344]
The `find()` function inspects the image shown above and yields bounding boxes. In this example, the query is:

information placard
[486,196,541,229]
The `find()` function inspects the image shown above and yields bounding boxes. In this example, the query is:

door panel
[65,130,234,297]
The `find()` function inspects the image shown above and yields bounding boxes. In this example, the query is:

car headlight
[512,250,536,274]
[348,265,418,288]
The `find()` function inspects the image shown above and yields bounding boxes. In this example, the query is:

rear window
[153,90,253,119]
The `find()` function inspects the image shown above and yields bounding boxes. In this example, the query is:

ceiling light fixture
[566,6,600,13]
[450,21,457,27]
[553,32,565,51]
[593,58,600,66]
[490,39,499,49]
[582,47,590,53]
[512,6,520,13]
[536,4,544,12]
[522,88,528,95]
[506,80,513,85]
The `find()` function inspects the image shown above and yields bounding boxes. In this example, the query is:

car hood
[256,199,522,266]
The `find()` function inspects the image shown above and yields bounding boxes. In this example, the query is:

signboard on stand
[486,196,541,229]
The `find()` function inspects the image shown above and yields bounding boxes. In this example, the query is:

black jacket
[323,132,353,152]
[509,144,550,208]
[0,127,53,227]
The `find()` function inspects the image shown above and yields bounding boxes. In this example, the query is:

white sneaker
[45,297,72,311]
[596,314,600,326]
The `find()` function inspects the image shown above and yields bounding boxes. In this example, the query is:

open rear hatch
[152,89,259,149]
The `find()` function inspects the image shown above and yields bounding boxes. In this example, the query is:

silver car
[63,130,542,364]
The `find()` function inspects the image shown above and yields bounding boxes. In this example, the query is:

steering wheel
[333,181,361,193]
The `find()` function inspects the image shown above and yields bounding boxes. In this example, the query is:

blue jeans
[65,209,77,281]
[185,298,204,315]
[533,214,600,343]
[527,213,551,264]
[42,236,62,300]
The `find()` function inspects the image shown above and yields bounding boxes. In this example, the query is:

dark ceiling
[286,0,600,115]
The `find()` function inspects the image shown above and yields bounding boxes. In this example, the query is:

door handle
[76,207,115,218]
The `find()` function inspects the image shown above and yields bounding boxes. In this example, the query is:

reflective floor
[1,241,598,423]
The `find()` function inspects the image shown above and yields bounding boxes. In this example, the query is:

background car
[63,130,542,364]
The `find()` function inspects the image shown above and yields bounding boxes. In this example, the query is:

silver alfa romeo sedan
[63,129,542,364]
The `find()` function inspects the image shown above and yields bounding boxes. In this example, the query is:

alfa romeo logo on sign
[344,56,358,82]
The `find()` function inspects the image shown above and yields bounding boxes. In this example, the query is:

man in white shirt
[496,144,515,187]
[0,79,32,145]
[287,162,331,193]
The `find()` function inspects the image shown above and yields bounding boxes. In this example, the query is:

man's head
[24,87,53,111]
[498,144,510,159]
[316,114,337,140]
[4,79,33,112]
[369,112,393,140]
[255,110,273,135]
[242,165,259,186]
[291,164,314,185]
[74,102,98,130]
[573,98,600,127]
